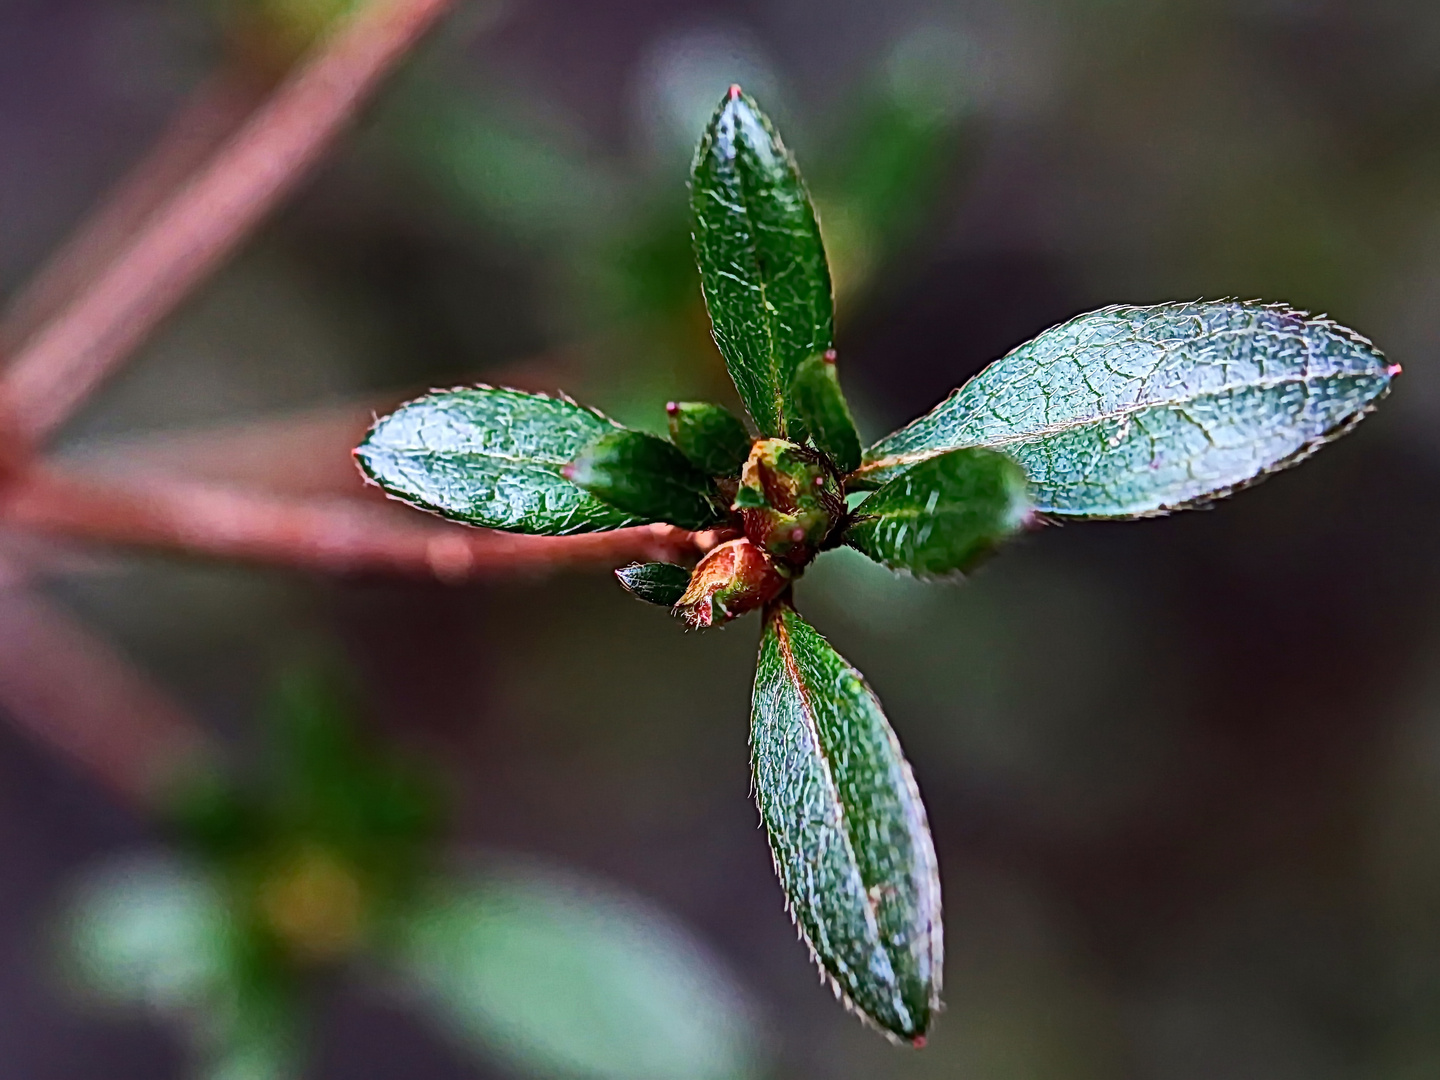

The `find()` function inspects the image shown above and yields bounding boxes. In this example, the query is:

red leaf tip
[665,401,680,415]
[1387,363,1403,377]
[728,84,742,100]
[823,349,838,363]
[912,1036,927,1049]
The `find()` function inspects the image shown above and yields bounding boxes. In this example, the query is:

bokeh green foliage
[65,667,762,1080]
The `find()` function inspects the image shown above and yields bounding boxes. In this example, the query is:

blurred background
[3,0,1440,1077]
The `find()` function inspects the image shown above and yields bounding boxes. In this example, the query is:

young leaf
[855,302,1398,517]
[751,603,941,1042]
[789,351,863,474]
[615,562,693,607]
[357,387,644,535]
[565,430,725,531]
[846,448,1032,579]
[667,401,753,477]
[691,87,834,438]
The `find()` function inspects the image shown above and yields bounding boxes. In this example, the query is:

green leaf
[846,448,1032,578]
[614,562,692,607]
[856,302,1398,517]
[690,88,834,438]
[390,862,762,1080]
[565,430,725,531]
[789,351,863,474]
[751,604,940,1042]
[357,387,645,535]
[666,402,753,477]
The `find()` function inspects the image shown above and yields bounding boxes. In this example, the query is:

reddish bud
[734,439,844,568]
[673,538,790,629]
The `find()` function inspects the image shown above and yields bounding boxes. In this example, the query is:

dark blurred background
[5,0,1440,1077]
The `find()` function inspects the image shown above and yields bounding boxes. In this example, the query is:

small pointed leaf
[690,88,834,437]
[565,430,725,531]
[856,302,1397,518]
[789,351,862,474]
[615,562,692,607]
[667,402,753,477]
[846,448,1032,578]
[357,387,643,535]
[751,603,941,1042]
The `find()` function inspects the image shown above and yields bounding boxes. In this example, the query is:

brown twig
[0,586,212,803]
[0,0,458,449]
[0,69,268,356]
[0,466,717,582]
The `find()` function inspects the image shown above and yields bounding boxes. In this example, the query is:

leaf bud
[673,538,790,628]
[735,439,845,567]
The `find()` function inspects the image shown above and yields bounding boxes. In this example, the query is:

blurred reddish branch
[1,467,714,582]
[0,0,459,450]
[0,0,714,799]
[0,588,213,803]
[0,70,269,357]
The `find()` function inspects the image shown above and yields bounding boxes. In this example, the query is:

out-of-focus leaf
[751,604,941,1042]
[390,862,762,1080]
[614,562,692,607]
[200,991,305,1080]
[857,302,1397,517]
[667,401,752,477]
[845,447,1032,579]
[564,430,724,531]
[357,387,645,535]
[375,78,614,244]
[789,352,862,474]
[67,856,237,1011]
[690,89,833,437]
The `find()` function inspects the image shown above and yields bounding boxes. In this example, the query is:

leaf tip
[1388,362,1403,377]
[728,83,743,100]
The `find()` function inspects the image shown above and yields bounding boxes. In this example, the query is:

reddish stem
[0,588,211,803]
[0,467,717,581]
[0,69,268,356]
[0,0,458,449]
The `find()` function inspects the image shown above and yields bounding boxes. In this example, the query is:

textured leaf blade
[565,430,725,531]
[846,448,1032,579]
[789,351,862,474]
[667,401,753,478]
[357,387,643,535]
[856,302,1397,517]
[615,562,693,607]
[690,88,834,437]
[751,604,941,1042]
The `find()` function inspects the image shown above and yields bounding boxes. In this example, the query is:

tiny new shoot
[355,85,1396,1043]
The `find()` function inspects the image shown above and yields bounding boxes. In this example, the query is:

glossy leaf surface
[846,448,1032,579]
[614,562,692,607]
[856,302,1396,517]
[565,430,724,531]
[357,387,643,535]
[667,401,753,477]
[789,351,862,474]
[751,604,941,1041]
[691,89,833,437]
[392,863,761,1080]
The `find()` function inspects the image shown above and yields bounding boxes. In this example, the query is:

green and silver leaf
[751,603,941,1042]
[846,448,1032,579]
[667,401,753,478]
[565,430,725,531]
[357,387,644,535]
[690,89,834,438]
[615,562,693,608]
[856,302,1397,518]
[789,351,863,474]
